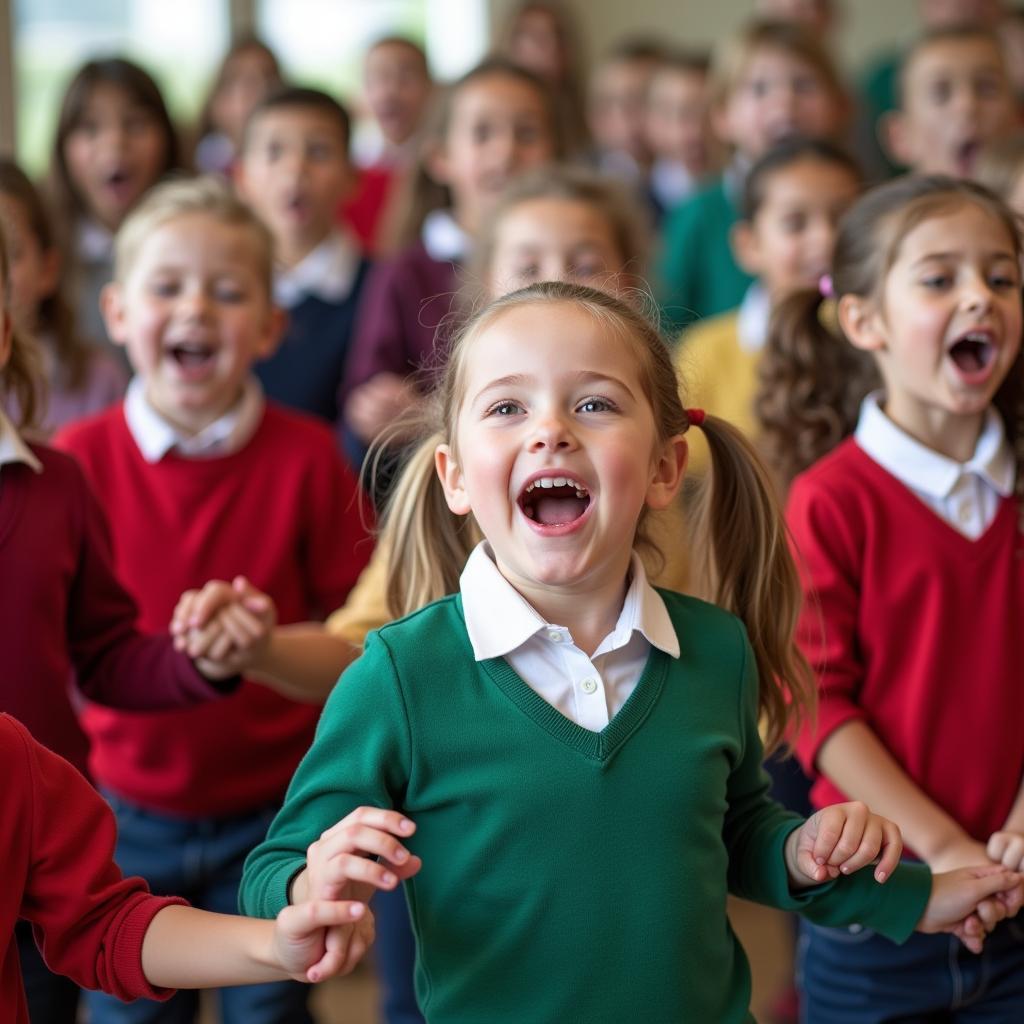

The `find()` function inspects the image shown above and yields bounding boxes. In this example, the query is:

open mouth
[955,139,980,175]
[166,341,216,370]
[948,331,995,375]
[518,475,591,527]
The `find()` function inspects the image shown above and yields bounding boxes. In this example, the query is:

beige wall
[488,0,922,73]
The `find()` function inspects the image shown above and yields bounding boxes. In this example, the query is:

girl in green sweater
[240,282,1021,1022]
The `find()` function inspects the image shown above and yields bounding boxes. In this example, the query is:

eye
[266,140,284,161]
[149,277,179,298]
[920,274,952,290]
[215,281,246,302]
[929,80,953,105]
[486,400,523,417]
[747,77,770,99]
[307,141,332,161]
[989,270,1019,290]
[780,212,808,234]
[472,122,494,144]
[577,396,616,414]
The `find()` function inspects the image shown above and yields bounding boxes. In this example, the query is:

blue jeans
[84,793,312,1024]
[798,917,1024,1023]
[372,886,426,1024]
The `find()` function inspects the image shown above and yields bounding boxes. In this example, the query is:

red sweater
[56,403,373,817]
[787,439,1024,842]
[2,714,184,1021]
[0,444,223,775]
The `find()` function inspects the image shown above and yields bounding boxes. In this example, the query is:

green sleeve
[723,622,932,943]
[239,630,412,919]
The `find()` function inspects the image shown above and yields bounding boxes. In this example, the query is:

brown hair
[242,85,352,154]
[378,280,813,753]
[378,57,563,255]
[0,160,93,391]
[710,18,846,111]
[196,35,282,143]
[0,225,44,431]
[462,163,650,307]
[897,24,1008,108]
[975,132,1024,203]
[49,58,180,236]
[757,175,1024,492]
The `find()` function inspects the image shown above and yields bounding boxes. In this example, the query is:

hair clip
[818,274,834,298]
[686,408,706,428]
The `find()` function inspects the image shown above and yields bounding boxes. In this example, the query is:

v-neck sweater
[241,590,931,1023]
[788,439,1024,842]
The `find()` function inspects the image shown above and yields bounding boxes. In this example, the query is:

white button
[547,631,563,643]
[581,678,598,694]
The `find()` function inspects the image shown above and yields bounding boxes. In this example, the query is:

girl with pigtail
[758,175,1024,1019]
[238,282,1016,1023]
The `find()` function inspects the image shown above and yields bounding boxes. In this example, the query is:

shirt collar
[650,159,697,209]
[123,375,265,463]
[459,541,680,661]
[78,219,114,263]
[0,405,43,474]
[421,208,470,262]
[273,229,362,309]
[854,391,1016,499]
[737,282,770,352]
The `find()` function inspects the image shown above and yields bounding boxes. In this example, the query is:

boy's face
[888,37,1017,178]
[589,58,659,164]
[240,107,353,254]
[364,42,431,147]
[715,47,843,161]
[103,213,281,434]
[645,67,711,171]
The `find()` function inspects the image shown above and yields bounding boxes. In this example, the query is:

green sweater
[656,175,754,333]
[241,591,931,1023]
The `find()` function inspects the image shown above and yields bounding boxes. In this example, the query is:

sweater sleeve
[239,629,412,919]
[785,472,870,776]
[722,623,931,943]
[62,446,233,707]
[9,716,186,1001]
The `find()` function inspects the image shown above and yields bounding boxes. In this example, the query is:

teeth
[524,476,588,494]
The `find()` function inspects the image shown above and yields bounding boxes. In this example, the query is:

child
[193,36,282,177]
[54,176,373,1024]
[238,87,370,429]
[342,58,560,464]
[0,160,127,434]
[655,18,849,332]
[586,38,664,185]
[644,50,717,223]
[345,36,433,252]
[1,712,383,1024]
[680,137,862,476]
[882,25,1018,180]
[50,57,179,361]
[239,281,1021,1022]
[762,176,1024,1017]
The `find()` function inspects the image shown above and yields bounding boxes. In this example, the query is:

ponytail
[756,287,876,489]
[686,412,815,753]
[2,326,45,432]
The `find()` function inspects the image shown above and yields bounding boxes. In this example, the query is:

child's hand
[303,807,422,906]
[987,831,1024,872]
[273,898,375,983]
[171,576,276,676]
[784,802,902,888]
[918,865,1024,954]
[344,372,423,444]
[926,836,990,875]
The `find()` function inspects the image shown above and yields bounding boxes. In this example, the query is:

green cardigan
[241,590,930,1023]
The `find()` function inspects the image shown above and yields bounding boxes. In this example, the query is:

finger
[837,818,883,875]
[1004,838,1024,872]
[312,824,416,870]
[874,819,903,883]
[188,581,237,627]
[183,619,227,658]
[170,591,200,634]
[975,897,1006,932]
[279,898,365,938]
[988,833,1010,862]
[318,808,416,844]
[205,626,238,663]
[318,852,403,897]
[217,604,265,648]
[970,869,1024,903]
[823,803,870,868]
[809,810,842,867]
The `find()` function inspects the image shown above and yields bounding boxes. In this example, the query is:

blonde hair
[113,175,275,295]
[710,18,846,111]
[0,225,44,431]
[378,281,813,753]
[462,163,650,307]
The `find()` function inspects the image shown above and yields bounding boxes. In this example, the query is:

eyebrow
[910,250,1016,267]
[471,370,637,404]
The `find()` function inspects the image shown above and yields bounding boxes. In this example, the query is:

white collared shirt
[459,542,680,732]
[77,219,114,264]
[123,376,265,463]
[650,158,698,211]
[421,208,470,263]
[854,392,1015,539]
[736,283,771,353]
[0,405,43,497]
[273,229,362,310]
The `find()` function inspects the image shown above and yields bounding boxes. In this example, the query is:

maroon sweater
[0,444,222,774]
[788,439,1024,843]
[2,714,184,1021]
[56,403,373,817]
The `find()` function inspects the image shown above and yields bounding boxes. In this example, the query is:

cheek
[64,134,97,184]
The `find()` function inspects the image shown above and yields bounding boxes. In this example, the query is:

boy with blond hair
[56,176,373,1024]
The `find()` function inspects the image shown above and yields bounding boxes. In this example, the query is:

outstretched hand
[785,802,903,888]
[919,865,1023,954]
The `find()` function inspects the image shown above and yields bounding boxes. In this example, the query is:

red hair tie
[687,408,706,428]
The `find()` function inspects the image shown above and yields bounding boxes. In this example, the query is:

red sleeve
[300,430,376,616]
[9,717,187,1001]
[59,444,232,707]
[786,473,869,775]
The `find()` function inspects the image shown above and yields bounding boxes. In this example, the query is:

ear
[255,304,287,360]
[423,139,452,187]
[838,293,886,353]
[730,221,761,276]
[100,282,130,348]
[709,102,735,148]
[435,443,472,515]
[645,434,688,510]
[879,110,912,168]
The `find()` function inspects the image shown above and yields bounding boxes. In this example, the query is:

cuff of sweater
[110,894,189,1002]
[242,858,307,919]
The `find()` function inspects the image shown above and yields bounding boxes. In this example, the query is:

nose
[528,409,577,452]
[488,127,518,171]
[177,286,212,320]
[961,272,995,311]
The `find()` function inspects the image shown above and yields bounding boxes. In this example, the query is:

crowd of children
[4,1,1024,1022]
